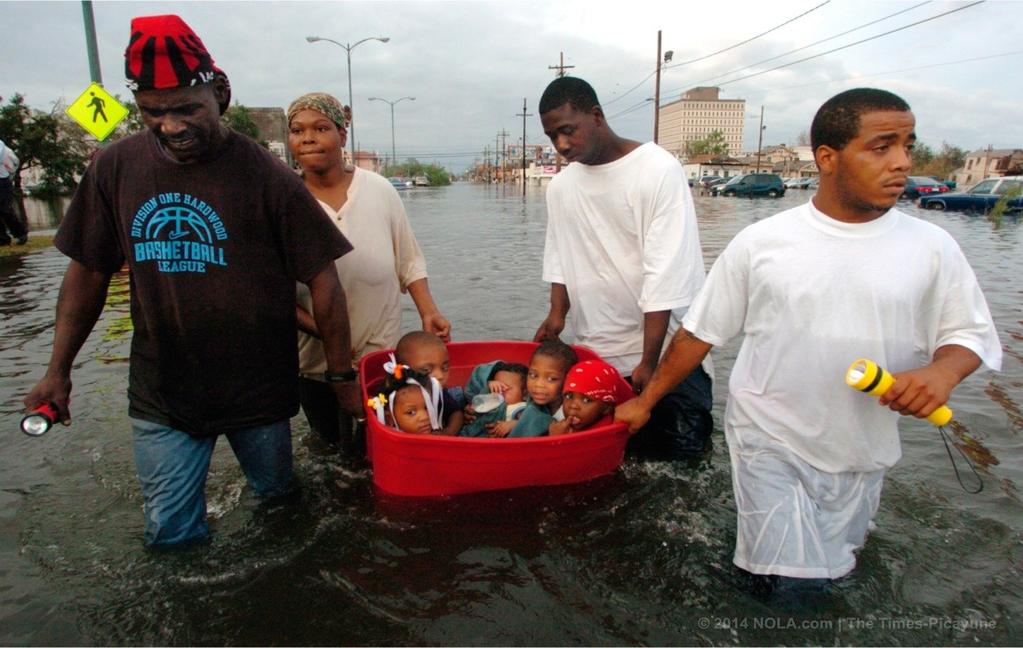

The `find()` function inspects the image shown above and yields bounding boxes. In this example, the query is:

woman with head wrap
[288,92,450,452]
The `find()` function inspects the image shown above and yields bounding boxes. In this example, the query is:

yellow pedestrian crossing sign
[66,83,128,141]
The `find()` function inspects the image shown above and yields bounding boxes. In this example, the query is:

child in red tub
[549,360,632,436]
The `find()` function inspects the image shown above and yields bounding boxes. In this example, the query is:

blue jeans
[131,418,294,546]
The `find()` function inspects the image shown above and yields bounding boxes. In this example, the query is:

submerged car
[918,176,1023,214]
[698,175,722,189]
[901,176,949,200]
[713,173,786,197]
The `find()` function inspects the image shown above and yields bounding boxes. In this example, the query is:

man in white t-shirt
[0,139,28,246]
[616,88,1001,590]
[534,76,713,459]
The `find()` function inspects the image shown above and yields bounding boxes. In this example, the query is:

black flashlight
[21,402,59,437]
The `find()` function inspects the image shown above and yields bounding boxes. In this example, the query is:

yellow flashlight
[844,358,953,426]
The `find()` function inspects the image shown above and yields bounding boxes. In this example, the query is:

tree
[381,158,451,186]
[109,95,146,139]
[911,141,934,170]
[223,102,262,143]
[0,94,91,212]
[686,130,728,157]
[912,141,966,180]
[795,130,811,147]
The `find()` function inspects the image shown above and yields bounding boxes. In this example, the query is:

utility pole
[548,51,575,78]
[654,30,662,144]
[498,129,510,183]
[516,98,533,196]
[495,133,502,182]
[755,105,765,173]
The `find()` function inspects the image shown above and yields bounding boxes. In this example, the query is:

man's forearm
[47,260,112,376]
[640,310,671,368]
[306,266,353,371]
[636,327,713,409]
[932,344,982,383]
[549,282,570,319]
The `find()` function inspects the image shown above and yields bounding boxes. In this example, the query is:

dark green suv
[713,173,786,198]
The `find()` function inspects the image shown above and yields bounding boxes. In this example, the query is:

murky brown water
[1,184,1020,645]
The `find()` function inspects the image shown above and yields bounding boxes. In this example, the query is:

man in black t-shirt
[24,15,359,547]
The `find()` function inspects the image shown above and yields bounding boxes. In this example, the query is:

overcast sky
[3,0,1021,172]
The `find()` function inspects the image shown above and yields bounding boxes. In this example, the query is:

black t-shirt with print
[56,130,353,436]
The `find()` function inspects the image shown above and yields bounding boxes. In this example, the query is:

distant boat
[388,177,412,190]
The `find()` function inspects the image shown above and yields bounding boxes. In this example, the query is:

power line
[670,1,931,94]
[664,0,831,71]
[736,48,1023,98]
[602,72,657,107]
[601,1,826,107]
[715,1,986,87]
[607,99,655,120]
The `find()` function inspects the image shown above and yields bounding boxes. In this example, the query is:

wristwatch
[324,368,359,383]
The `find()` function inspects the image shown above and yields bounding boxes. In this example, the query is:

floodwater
[1,183,1020,646]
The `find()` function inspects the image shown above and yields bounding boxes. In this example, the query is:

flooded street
[1,183,1020,645]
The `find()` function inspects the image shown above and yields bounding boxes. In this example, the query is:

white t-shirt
[297,168,428,377]
[683,201,1002,473]
[0,140,18,179]
[542,142,706,374]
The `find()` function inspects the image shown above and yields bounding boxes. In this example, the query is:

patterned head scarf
[124,14,231,113]
[287,92,351,131]
[563,360,632,404]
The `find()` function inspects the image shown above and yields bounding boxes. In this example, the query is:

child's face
[492,369,525,405]
[562,391,612,432]
[389,387,433,435]
[400,343,450,387]
[527,354,567,407]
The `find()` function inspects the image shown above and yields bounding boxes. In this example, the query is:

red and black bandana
[124,15,230,110]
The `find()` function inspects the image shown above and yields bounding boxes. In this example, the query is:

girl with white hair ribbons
[367,356,444,434]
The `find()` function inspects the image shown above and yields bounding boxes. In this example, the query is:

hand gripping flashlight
[844,358,953,426]
[21,402,59,437]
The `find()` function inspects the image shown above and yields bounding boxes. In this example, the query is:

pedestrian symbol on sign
[88,92,108,123]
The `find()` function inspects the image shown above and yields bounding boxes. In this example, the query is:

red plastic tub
[359,341,631,497]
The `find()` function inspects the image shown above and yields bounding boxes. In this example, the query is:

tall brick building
[656,87,745,159]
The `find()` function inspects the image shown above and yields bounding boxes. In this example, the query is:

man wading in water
[616,88,1001,598]
[23,14,360,547]
[535,76,714,460]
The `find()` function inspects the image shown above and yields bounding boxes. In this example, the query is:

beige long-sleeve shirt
[297,168,428,379]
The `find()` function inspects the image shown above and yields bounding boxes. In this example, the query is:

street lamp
[368,96,415,168]
[305,34,390,160]
[752,106,766,173]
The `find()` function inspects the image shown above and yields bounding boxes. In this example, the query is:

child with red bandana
[549,360,632,436]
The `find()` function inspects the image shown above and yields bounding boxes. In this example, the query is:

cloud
[2,0,1021,171]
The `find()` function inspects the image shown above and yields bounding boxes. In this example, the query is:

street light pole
[755,105,765,173]
[306,35,390,161]
[369,96,414,168]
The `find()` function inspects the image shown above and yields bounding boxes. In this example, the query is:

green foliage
[0,94,91,203]
[110,95,146,139]
[223,102,261,142]
[987,184,1022,229]
[912,141,934,168]
[687,130,728,157]
[912,141,966,180]
[381,158,452,186]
